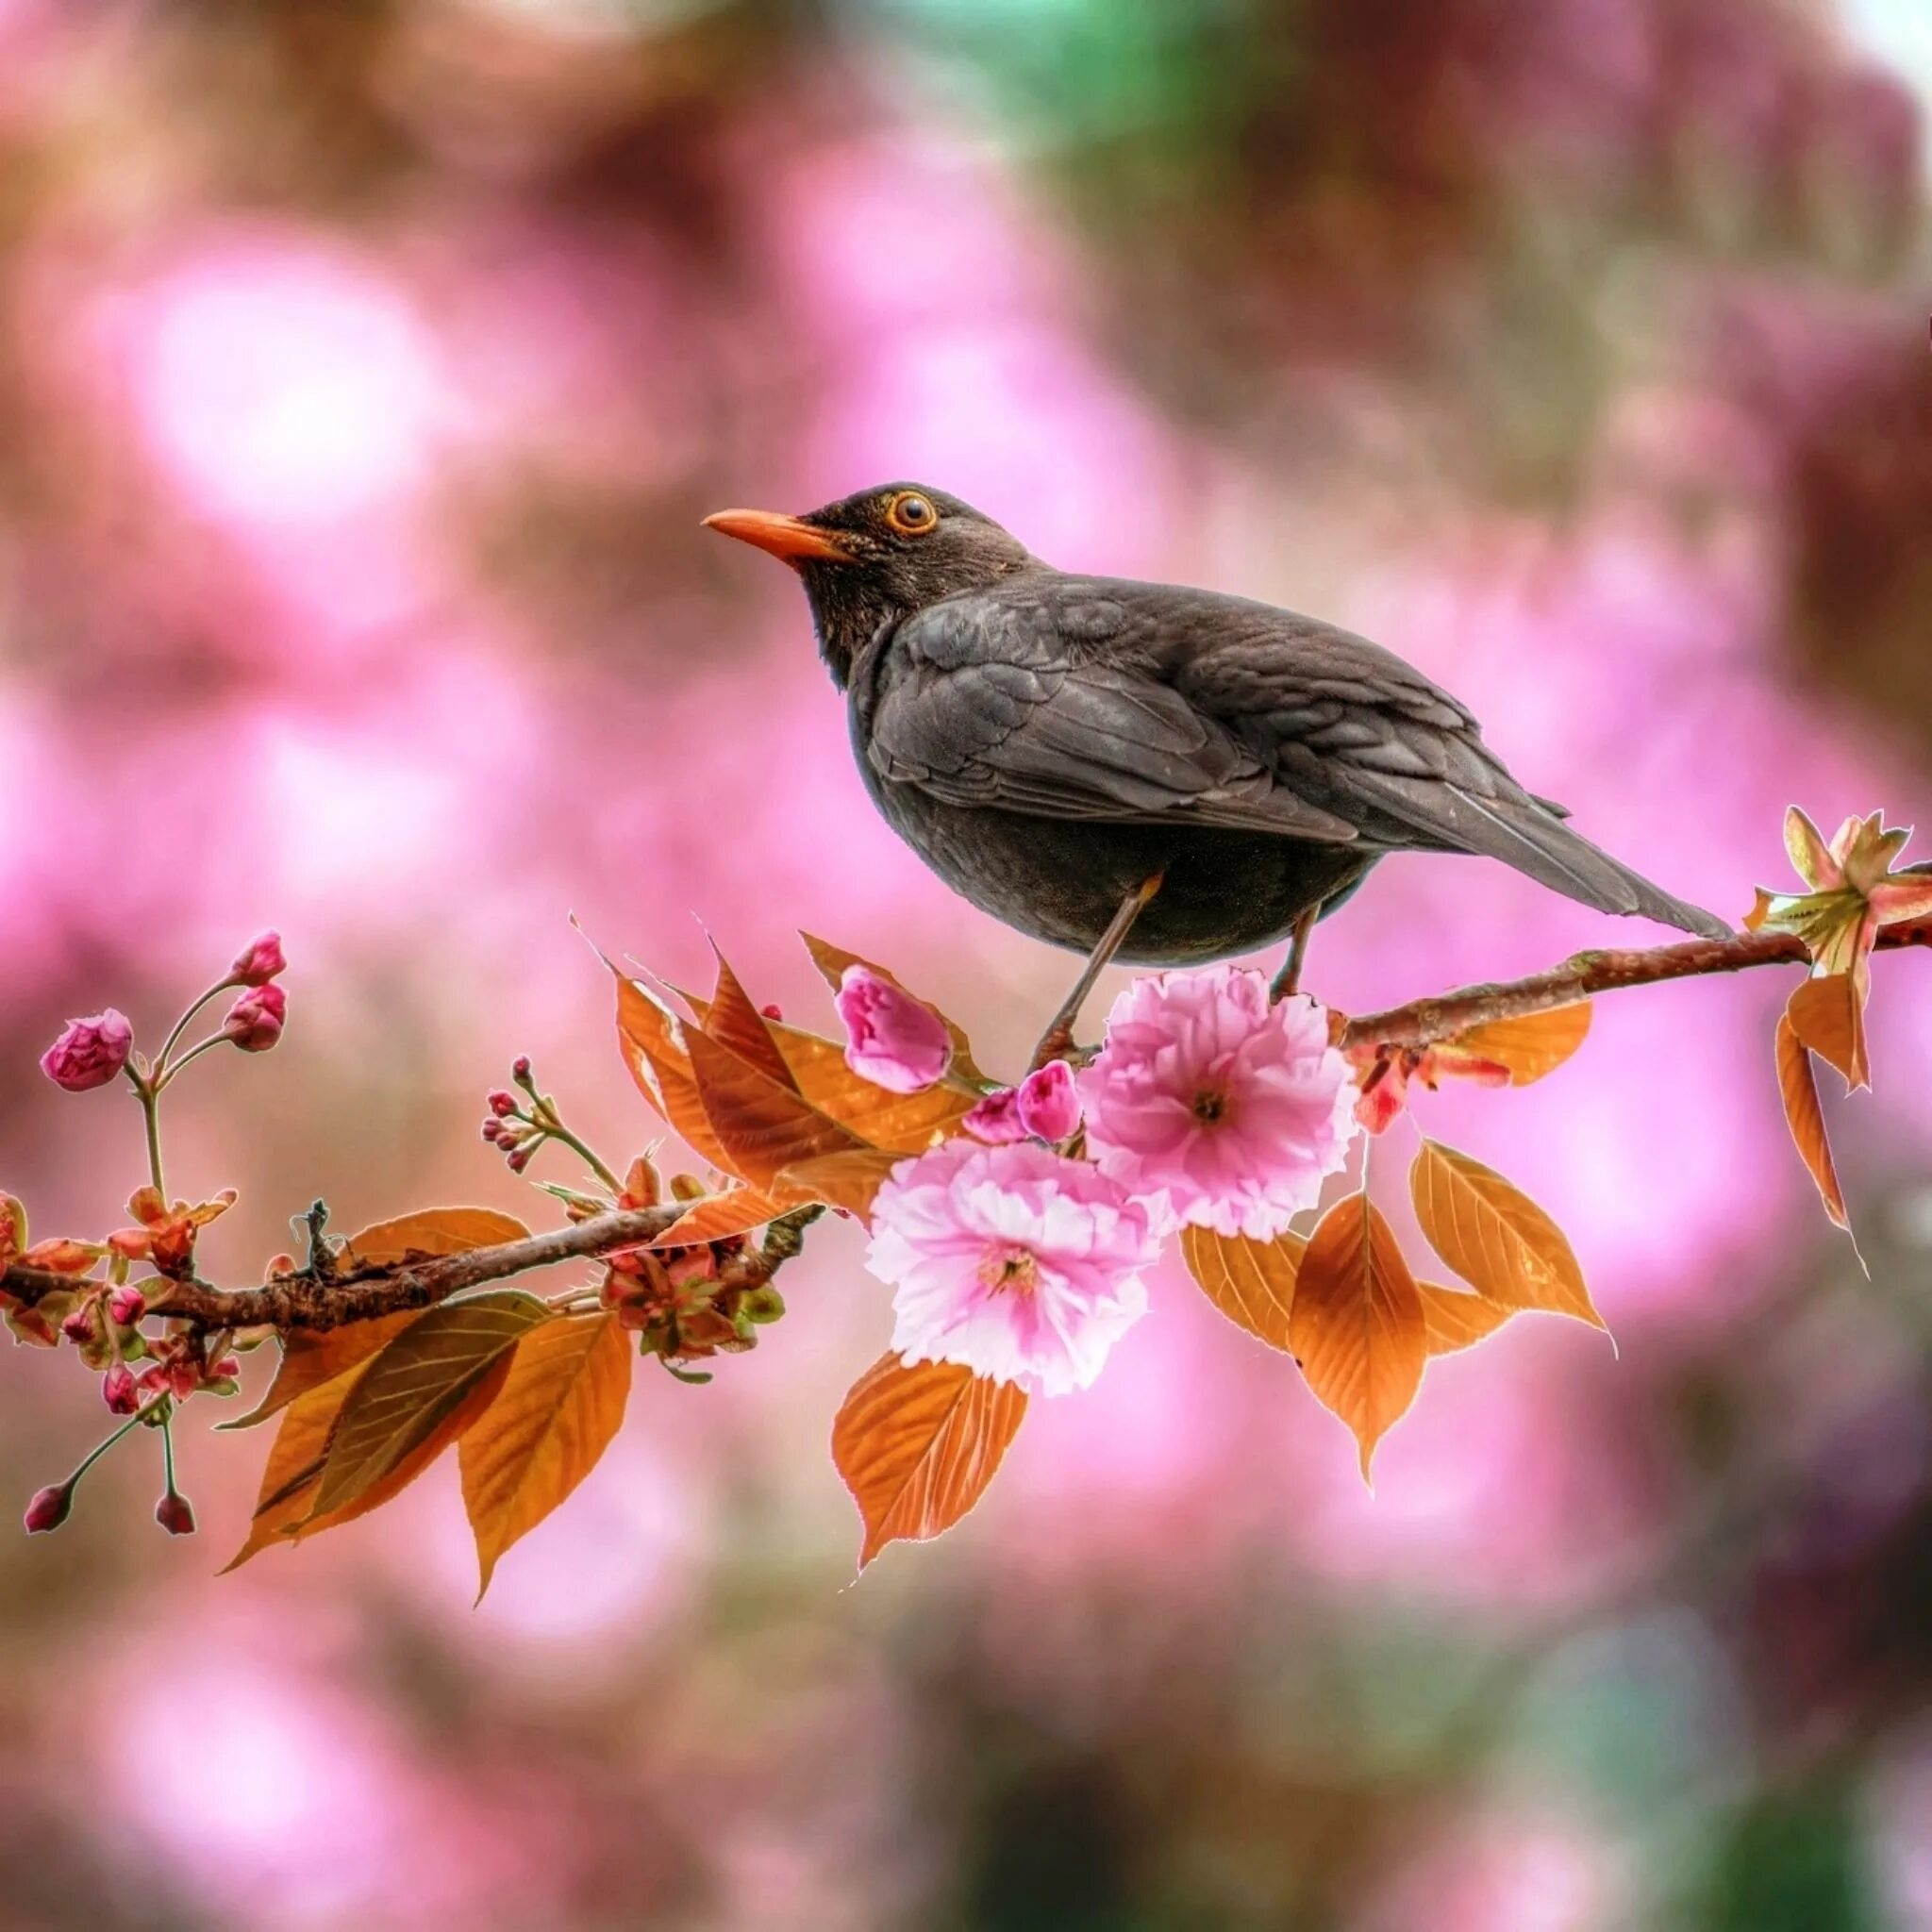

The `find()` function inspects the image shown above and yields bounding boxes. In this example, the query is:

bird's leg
[1029,874,1163,1072]
[1270,902,1322,1003]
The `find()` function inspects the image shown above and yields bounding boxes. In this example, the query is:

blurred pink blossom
[1080,971,1355,1240]
[835,964,952,1092]
[39,1008,133,1091]
[869,1138,1157,1396]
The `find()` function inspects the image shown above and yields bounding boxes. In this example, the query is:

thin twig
[1337,919,1932,1053]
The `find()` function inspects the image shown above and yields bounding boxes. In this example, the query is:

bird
[704,482,1730,1048]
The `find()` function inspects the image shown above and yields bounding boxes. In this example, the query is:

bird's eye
[886,491,938,536]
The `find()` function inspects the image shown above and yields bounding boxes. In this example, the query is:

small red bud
[25,1483,72,1534]
[512,1056,532,1080]
[214,1356,242,1380]
[228,930,287,988]
[760,1003,783,1021]
[61,1306,95,1344]
[506,1146,532,1174]
[222,983,286,1053]
[108,1286,146,1326]
[488,1090,519,1117]
[482,1118,504,1143]
[102,1365,140,1414]
[155,1491,196,1537]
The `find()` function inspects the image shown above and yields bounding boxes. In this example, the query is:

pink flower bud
[506,1146,532,1174]
[488,1090,519,1117]
[61,1306,95,1344]
[25,1483,72,1534]
[512,1056,531,1080]
[1017,1060,1081,1142]
[228,929,287,987]
[760,1003,784,1021]
[222,983,286,1053]
[214,1356,241,1380]
[40,1009,134,1092]
[108,1286,146,1326]
[834,966,952,1093]
[963,1086,1029,1143]
[102,1365,140,1414]
[155,1491,197,1537]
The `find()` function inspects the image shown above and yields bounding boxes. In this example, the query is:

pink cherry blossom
[867,1138,1157,1396]
[222,983,286,1053]
[834,965,951,1092]
[228,929,287,986]
[963,1060,1081,1143]
[1078,967,1356,1240]
[39,1009,134,1091]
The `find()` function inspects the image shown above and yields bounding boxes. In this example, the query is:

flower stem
[133,1074,167,1200]
[67,1395,168,1491]
[157,980,235,1077]
[541,1124,624,1196]
[154,1035,225,1094]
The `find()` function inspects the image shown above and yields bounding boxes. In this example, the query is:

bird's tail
[1442,790,1733,941]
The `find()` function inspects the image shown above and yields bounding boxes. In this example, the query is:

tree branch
[2,1201,824,1333]
[1337,919,1932,1053]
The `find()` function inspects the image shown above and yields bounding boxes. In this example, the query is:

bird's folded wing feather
[865,590,1360,841]
[867,578,1730,940]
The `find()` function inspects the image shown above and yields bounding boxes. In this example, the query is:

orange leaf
[458,1312,632,1599]
[799,933,985,1082]
[1443,1002,1592,1086]
[1409,1140,1605,1331]
[768,1023,976,1153]
[220,1308,424,1433]
[1288,1192,1426,1482]
[342,1207,532,1269]
[224,1331,510,1569]
[1418,1282,1515,1356]
[831,1352,1026,1568]
[685,1026,871,1189]
[612,972,740,1174]
[305,1291,551,1519]
[1774,1012,1856,1242]
[645,1185,795,1248]
[777,1146,903,1219]
[1787,973,1869,1092]
[701,943,800,1094]
[1178,1224,1305,1352]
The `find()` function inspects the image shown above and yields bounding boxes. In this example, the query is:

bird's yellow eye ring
[886,491,938,536]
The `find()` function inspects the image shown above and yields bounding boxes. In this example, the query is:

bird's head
[703,482,1035,685]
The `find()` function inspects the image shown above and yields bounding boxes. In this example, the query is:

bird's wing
[870,577,1728,940]
[865,585,1361,841]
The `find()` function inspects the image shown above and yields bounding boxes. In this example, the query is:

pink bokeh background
[2,3,1928,1927]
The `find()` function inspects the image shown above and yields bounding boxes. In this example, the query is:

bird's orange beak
[702,508,854,567]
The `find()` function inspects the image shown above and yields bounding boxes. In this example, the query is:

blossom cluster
[835,963,1356,1399]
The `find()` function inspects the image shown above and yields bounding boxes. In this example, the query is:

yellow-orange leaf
[1418,1281,1516,1356]
[831,1352,1026,1569]
[778,1147,903,1219]
[224,1339,509,1569]
[221,1307,424,1432]
[1179,1224,1306,1352]
[685,1026,871,1189]
[458,1312,632,1599]
[1444,1002,1592,1086]
[768,1023,976,1153]
[799,933,985,1082]
[306,1291,550,1519]
[613,973,740,1174]
[1409,1140,1605,1331]
[1774,1012,1855,1241]
[343,1207,532,1269]
[1787,973,1869,1092]
[646,1185,793,1248]
[702,944,800,1094]
[1288,1193,1425,1482]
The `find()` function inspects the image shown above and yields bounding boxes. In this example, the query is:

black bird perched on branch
[705,483,1730,1045]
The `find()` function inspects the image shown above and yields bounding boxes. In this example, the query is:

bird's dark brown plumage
[704,483,1731,964]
